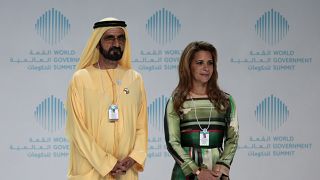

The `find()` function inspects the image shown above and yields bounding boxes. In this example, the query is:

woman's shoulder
[222,92,235,102]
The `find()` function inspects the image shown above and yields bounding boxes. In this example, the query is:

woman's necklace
[190,95,213,146]
[190,90,206,96]
[190,89,208,98]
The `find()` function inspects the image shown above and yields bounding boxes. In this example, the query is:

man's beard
[99,45,123,61]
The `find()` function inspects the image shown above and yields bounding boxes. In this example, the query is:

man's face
[98,28,126,61]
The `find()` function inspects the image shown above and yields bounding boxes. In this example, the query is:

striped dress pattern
[164,96,239,180]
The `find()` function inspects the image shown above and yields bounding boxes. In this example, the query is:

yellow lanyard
[106,70,117,104]
[98,62,118,104]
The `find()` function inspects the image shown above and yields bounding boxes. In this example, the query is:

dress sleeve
[65,75,118,177]
[164,97,199,176]
[216,95,239,176]
[129,76,148,172]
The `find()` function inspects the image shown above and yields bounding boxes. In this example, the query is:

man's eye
[118,35,126,41]
[105,36,115,41]
[103,35,126,43]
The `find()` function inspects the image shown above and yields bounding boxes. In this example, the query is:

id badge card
[108,104,119,121]
[200,129,209,146]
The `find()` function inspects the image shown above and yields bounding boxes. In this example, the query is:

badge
[123,88,129,94]
[108,104,119,121]
[200,129,209,146]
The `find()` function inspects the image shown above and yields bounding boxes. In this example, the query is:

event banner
[1,0,319,179]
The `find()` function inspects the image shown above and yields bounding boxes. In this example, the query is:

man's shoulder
[123,68,143,79]
[69,67,95,85]
[72,66,93,78]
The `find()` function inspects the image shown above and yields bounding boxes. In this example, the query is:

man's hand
[110,161,126,177]
[119,156,136,171]
[110,157,136,177]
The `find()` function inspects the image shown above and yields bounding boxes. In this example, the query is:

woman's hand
[197,169,220,180]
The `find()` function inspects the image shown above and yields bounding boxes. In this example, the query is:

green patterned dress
[164,96,239,180]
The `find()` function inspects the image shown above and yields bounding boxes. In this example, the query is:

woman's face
[190,50,214,87]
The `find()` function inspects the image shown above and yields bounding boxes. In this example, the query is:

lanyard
[190,96,213,132]
[106,70,117,104]
[98,62,118,104]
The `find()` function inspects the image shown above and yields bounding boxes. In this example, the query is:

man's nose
[112,39,120,47]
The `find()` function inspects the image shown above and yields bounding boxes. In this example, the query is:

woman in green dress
[164,41,239,180]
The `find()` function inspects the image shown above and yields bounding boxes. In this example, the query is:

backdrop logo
[255,9,289,45]
[34,95,67,132]
[146,8,181,45]
[255,95,289,131]
[148,95,169,132]
[35,8,71,45]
